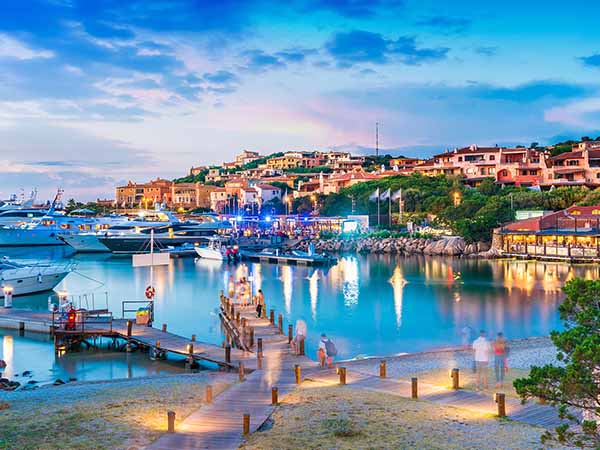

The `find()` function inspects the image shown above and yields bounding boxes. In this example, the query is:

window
[593,209,600,215]
[490,155,495,161]
[568,160,579,166]
[458,157,462,162]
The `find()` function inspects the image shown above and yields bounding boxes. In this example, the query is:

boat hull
[0,268,71,297]
[194,247,226,261]
[0,228,66,246]
[98,235,218,254]
[61,234,109,253]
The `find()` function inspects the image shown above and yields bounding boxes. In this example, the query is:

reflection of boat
[0,257,73,297]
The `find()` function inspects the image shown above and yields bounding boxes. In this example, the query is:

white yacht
[0,208,122,247]
[0,189,38,212]
[0,257,73,297]
[0,209,47,227]
[194,237,228,261]
[61,210,182,253]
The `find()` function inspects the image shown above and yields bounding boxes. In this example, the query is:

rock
[21,370,32,377]
[53,379,65,385]
[68,377,77,382]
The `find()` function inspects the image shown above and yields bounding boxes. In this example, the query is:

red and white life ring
[145,286,156,299]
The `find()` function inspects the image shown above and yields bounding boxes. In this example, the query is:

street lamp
[453,192,461,207]
[2,286,13,308]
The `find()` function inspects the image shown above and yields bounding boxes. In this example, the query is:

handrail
[121,300,154,325]
[52,310,113,333]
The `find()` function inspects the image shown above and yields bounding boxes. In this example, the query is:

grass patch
[241,383,568,450]
[0,373,234,450]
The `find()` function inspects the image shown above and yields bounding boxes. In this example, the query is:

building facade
[116,179,173,207]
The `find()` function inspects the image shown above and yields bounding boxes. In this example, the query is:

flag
[369,188,380,202]
[391,189,402,201]
[380,188,391,201]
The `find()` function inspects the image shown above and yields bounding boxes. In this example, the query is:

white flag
[380,188,391,201]
[391,189,403,201]
[369,188,380,202]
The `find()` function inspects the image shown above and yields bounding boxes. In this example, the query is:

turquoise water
[1,246,583,379]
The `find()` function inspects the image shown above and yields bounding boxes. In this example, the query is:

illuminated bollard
[271,387,278,405]
[339,367,347,385]
[295,364,301,384]
[379,360,386,378]
[205,385,213,404]
[495,393,506,417]
[451,368,460,389]
[288,325,293,344]
[411,377,418,399]
[243,413,250,436]
[162,323,167,332]
[167,410,175,433]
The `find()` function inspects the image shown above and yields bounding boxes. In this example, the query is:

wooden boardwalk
[305,366,567,429]
[149,303,315,450]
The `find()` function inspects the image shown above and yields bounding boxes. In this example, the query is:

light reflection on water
[0,245,583,369]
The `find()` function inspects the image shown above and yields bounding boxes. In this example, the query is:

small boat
[0,257,74,297]
[194,237,230,261]
[160,243,198,257]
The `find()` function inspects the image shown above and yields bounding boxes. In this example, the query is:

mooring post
[127,320,132,337]
[156,340,161,349]
[191,334,196,342]
[294,364,301,384]
[339,367,347,385]
[495,393,506,417]
[205,385,213,404]
[225,345,231,364]
[269,309,274,324]
[167,411,175,433]
[288,324,293,344]
[277,314,283,334]
[249,327,254,347]
[411,377,418,399]
[451,368,460,389]
[257,338,263,358]
[262,303,267,319]
[271,387,278,405]
[243,413,250,436]
[299,339,305,356]
[239,362,245,381]
[379,360,386,378]
[162,323,167,333]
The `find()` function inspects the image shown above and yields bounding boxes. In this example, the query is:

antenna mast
[375,122,379,157]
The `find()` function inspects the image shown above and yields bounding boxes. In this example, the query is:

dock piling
[239,362,245,381]
[225,345,231,364]
[126,320,132,337]
[339,367,347,385]
[191,334,196,342]
[269,309,274,325]
[162,324,167,333]
[277,314,283,334]
[271,387,278,405]
[298,339,305,356]
[288,324,293,344]
[249,327,254,347]
[294,364,301,384]
[257,338,263,358]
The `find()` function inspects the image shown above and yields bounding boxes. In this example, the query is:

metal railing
[121,300,154,325]
[52,310,113,333]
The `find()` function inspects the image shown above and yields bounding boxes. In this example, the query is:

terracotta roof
[255,184,280,190]
[549,151,584,161]
[433,146,500,158]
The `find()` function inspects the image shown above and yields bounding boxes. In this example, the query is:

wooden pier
[0,306,254,369]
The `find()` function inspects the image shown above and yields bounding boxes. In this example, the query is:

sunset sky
[1,0,599,200]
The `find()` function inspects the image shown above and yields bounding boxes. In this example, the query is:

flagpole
[388,194,391,227]
[399,188,403,224]
[377,193,380,227]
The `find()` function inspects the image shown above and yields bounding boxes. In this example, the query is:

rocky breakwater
[298,236,500,258]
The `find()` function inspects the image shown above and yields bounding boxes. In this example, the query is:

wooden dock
[0,306,253,369]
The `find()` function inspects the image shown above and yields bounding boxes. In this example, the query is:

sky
[1,0,600,201]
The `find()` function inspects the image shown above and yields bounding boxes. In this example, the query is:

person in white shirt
[292,319,307,354]
[472,330,492,390]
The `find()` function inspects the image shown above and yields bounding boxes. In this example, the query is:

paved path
[148,304,315,450]
[304,366,566,429]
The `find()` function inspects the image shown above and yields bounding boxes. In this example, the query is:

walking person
[472,330,492,390]
[317,333,337,368]
[493,332,508,387]
[227,276,235,300]
[291,318,307,354]
[255,289,264,318]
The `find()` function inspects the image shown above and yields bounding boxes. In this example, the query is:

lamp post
[3,286,13,308]
[453,191,461,207]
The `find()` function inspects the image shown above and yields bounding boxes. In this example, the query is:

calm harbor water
[1,245,584,382]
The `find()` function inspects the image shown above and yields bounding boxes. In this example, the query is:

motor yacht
[99,217,232,254]
[61,210,181,253]
[0,209,47,227]
[194,237,229,261]
[0,257,73,297]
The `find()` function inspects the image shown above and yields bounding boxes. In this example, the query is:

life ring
[145,286,155,299]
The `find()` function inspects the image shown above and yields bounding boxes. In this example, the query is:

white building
[254,184,281,205]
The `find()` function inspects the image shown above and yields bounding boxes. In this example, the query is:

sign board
[347,215,369,231]
[132,252,170,268]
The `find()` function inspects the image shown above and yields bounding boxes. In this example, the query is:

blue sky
[0,0,599,200]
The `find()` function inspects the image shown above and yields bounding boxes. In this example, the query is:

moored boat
[0,257,74,297]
